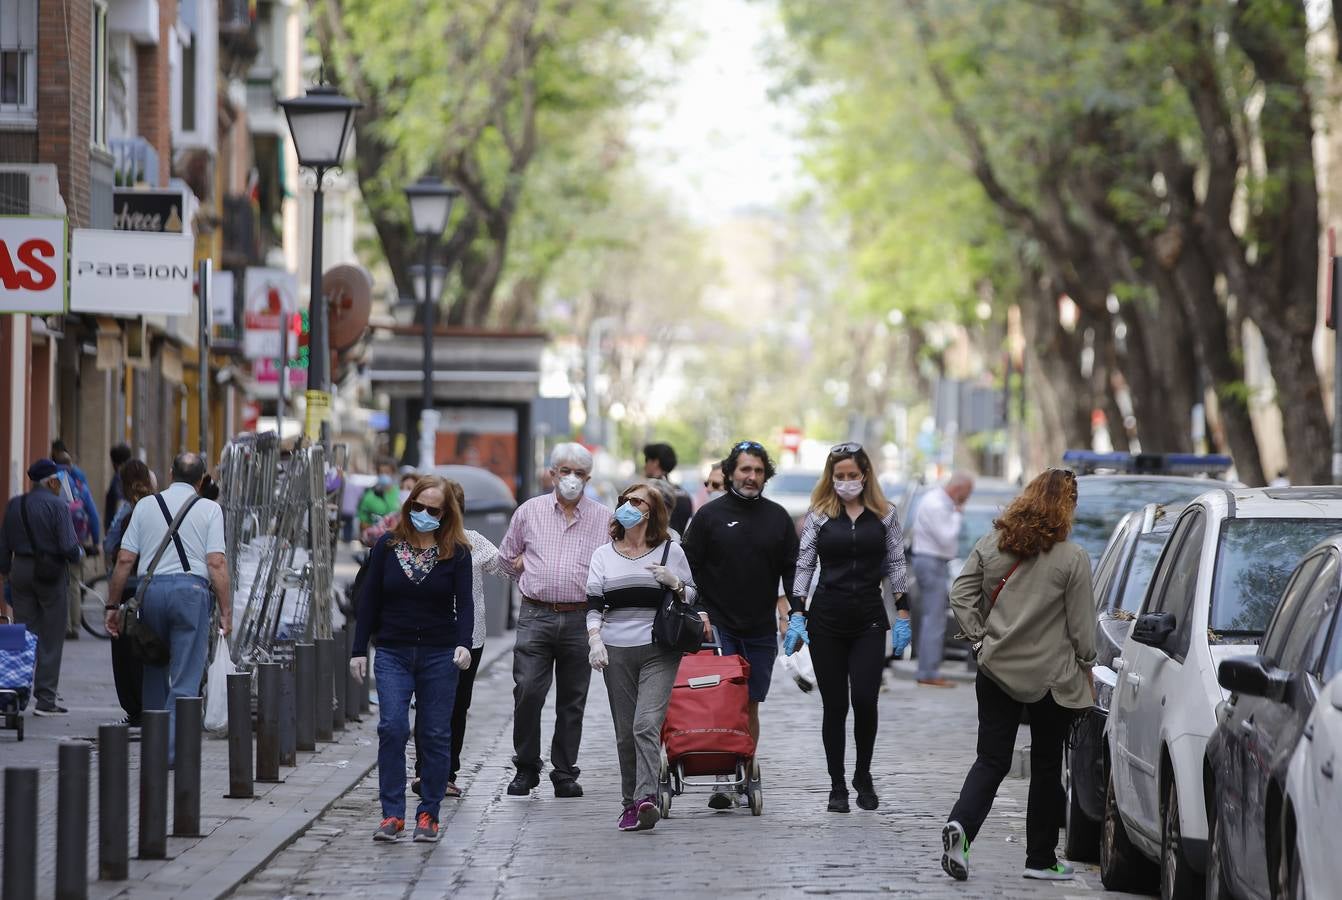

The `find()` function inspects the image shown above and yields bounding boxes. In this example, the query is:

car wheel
[1064,754,1100,863]
[1162,780,1204,900]
[1101,766,1157,892]
[1206,804,1234,900]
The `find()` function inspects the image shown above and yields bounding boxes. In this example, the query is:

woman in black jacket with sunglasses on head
[785,442,909,814]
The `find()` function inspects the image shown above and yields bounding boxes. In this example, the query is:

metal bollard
[294,642,316,751]
[314,637,335,742]
[138,710,170,860]
[56,742,91,900]
[174,697,204,836]
[279,666,297,767]
[256,663,282,782]
[3,768,39,900]
[224,671,254,798]
[332,627,347,731]
[344,626,361,723]
[98,724,129,880]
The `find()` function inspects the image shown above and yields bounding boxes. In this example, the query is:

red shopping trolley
[657,640,762,817]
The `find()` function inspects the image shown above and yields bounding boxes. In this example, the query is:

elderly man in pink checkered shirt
[498,442,612,798]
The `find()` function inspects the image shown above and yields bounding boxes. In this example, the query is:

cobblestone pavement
[233,651,1149,899]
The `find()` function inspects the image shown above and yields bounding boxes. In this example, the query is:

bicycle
[80,574,112,639]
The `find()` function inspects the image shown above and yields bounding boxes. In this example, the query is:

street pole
[305,175,329,446]
[585,317,615,446]
[421,239,435,470]
[1333,256,1342,485]
[276,297,288,440]
[198,259,210,457]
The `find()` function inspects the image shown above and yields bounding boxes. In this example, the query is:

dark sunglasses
[1049,468,1077,481]
[734,440,765,452]
[830,441,863,456]
[623,494,650,508]
[410,501,444,518]
[704,479,724,488]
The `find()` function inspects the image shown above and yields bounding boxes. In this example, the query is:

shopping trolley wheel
[746,758,762,816]
[657,750,672,818]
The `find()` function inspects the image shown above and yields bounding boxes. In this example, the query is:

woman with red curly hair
[939,468,1096,884]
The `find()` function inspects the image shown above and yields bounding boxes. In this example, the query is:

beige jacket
[950,531,1097,709]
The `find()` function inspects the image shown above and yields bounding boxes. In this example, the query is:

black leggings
[809,627,886,789]
[415,646,485,782]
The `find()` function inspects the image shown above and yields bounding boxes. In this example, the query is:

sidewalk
[0,616,516,900]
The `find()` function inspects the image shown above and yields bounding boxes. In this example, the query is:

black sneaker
[827,788,850,813]
[553,780,584,798]
[411,778,423,798]
[506,770,539,796]
[33,704,68,717]
[852,773,879,810]
[708,792,734,810]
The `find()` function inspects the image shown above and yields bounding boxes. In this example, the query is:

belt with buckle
[523,596,586,614]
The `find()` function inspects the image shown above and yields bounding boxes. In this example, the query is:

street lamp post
[278,83,360,445]
[404,176,459,468]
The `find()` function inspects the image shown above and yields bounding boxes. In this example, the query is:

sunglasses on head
[830,441,863,456]
[1049,468,1077,481]
[734,440,765,452]
[410,501,444,518]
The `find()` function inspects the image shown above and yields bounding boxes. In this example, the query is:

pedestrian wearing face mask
[496,443,613,798]
[358,461,401,529]
[349,475,474,844]
[787,442,909,814]
[586,481,708,831]
[681,440,798,809]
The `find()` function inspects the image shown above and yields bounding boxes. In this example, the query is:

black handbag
[119,494,200,666]
[650,542,703,653]
[19,495,65,585]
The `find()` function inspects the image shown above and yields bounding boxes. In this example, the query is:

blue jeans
[374,645,459,821]
[716,625,779,703]
[139,574,212,765]
[913,555,950,680]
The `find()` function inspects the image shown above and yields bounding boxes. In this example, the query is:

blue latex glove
[891,616,912,657]
[783,612,809,657]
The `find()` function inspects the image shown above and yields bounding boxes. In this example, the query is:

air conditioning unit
[0,164,67,218]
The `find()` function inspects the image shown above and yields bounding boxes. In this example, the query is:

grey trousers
[8,556,68,707]
[604,642,680,807]
[512,603,592,783]
[913,555,950,680]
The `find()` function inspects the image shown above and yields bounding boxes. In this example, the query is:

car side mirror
[1218,656,1293,702]
[1132,611,1176,648]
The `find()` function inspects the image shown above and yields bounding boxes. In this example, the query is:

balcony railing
[109,137,161,187]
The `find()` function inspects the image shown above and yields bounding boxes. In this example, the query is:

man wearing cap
[0,459,84,715]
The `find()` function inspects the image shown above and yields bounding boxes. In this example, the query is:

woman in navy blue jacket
[350,475,473,844]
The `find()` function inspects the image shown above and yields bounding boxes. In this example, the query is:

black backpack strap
[18,495,39,555]
[154,494,191,573]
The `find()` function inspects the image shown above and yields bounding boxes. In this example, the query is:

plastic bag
[203,632,235,734]
[781,644,817,693]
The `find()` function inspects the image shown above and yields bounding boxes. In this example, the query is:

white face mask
[557,473,584,501]
[705,490,724,502]
[834,479,864,501]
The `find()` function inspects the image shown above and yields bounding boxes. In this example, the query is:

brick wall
[136,0,177,186]
[37,0,93,227]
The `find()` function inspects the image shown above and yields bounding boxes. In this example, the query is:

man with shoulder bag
[106,453,231,764]
[0,459,84,715]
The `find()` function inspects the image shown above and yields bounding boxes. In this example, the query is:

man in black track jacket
[682,440,798,808]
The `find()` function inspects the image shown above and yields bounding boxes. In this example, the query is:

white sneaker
[941,821,969,881]
[1023,862,1075,881]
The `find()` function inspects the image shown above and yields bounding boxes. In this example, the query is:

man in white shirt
[910,472,974,686]
[106,452,231,761]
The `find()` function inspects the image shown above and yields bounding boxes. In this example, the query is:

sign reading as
[0,216,66,314]
[69,229,193,316]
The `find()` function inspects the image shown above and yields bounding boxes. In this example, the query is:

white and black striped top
[585,540,698,647]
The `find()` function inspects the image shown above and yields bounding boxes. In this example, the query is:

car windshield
[1117,532,1168,613]
[768,472,820,495]
[1073,479,1217,564]
[954,495,1016,558]
[1211,518,1342,634]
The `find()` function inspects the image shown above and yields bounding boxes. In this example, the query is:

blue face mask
[409,510,441,533]
[615,501,646,529]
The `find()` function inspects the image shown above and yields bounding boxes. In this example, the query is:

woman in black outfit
[787,442,909,813]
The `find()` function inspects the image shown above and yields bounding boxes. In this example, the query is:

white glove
[647,564,682,591]
[453,646,472,670]
[588,632,609,671]
[349,656,367,682]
